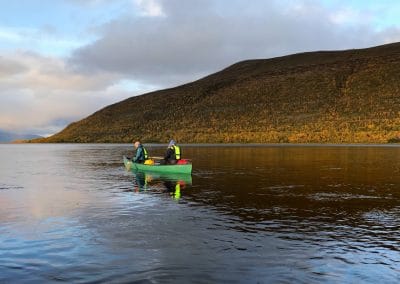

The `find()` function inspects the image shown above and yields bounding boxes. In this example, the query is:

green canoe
[123,156,192,174]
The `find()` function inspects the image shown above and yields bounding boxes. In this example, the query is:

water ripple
[1,144,400,283]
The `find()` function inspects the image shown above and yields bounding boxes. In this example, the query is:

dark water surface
[1,144,399,283]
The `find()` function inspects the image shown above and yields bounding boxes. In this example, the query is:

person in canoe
[132,140,149,163]
[162,139,181,165]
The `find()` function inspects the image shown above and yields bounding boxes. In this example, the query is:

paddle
[149,156,164,160]
[148,156,164,165]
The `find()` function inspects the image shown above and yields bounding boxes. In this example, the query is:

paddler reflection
[132,171,191,199]
[132,171,148,192]
[162,179,185,200]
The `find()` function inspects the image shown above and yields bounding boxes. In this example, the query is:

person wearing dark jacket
[163,140,181,164]
[133,141,148,163]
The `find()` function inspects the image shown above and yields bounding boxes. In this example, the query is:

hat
[168,139,176,147]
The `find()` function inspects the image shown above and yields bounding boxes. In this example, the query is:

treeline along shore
[33,42,400,144]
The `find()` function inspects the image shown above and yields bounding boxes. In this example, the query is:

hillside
[38,42,400,143]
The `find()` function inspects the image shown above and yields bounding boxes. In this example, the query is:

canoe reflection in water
[131,171,192,199]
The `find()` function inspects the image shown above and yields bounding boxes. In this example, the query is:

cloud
[380,27,400,43]
[0,51,140,135]
[330,7,372,26]
[2,0,400,135]
[135,0,164,16]
[0,57,27,77]
[0,25,94,57]
[68,0,400,88]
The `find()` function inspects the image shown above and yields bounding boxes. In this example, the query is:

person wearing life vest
[133,140,148,163]
[163,139,181,164]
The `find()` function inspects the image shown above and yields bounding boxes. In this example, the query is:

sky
[1,0,400,136]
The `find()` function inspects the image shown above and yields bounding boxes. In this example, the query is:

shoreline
[4,142,400,147]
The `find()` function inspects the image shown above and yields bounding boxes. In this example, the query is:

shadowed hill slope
[39,42,400,143]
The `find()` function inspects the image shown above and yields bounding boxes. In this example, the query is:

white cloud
[330,7,373,26]
[134,0,164,16]
[0,28,23,42]
[0,25,94,56]
[0,51,139,135]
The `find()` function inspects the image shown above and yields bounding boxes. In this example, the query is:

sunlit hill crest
[36,42,400,143]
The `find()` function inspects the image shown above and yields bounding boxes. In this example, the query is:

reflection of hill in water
[104,145,398,251]
[175,146,400,238]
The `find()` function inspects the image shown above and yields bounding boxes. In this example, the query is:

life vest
[143,147,148,159]
[173,145,181,160]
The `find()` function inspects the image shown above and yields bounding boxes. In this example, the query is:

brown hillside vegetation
[38,42,400,143]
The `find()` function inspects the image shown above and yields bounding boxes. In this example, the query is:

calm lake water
[1,144,399,283]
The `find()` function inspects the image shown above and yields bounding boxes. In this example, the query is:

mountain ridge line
[33,42,400,143]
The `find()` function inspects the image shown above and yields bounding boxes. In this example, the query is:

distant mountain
[38,42,400,143]
[0,130,42,143]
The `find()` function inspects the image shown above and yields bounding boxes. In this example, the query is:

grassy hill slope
[39,42,400,143]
